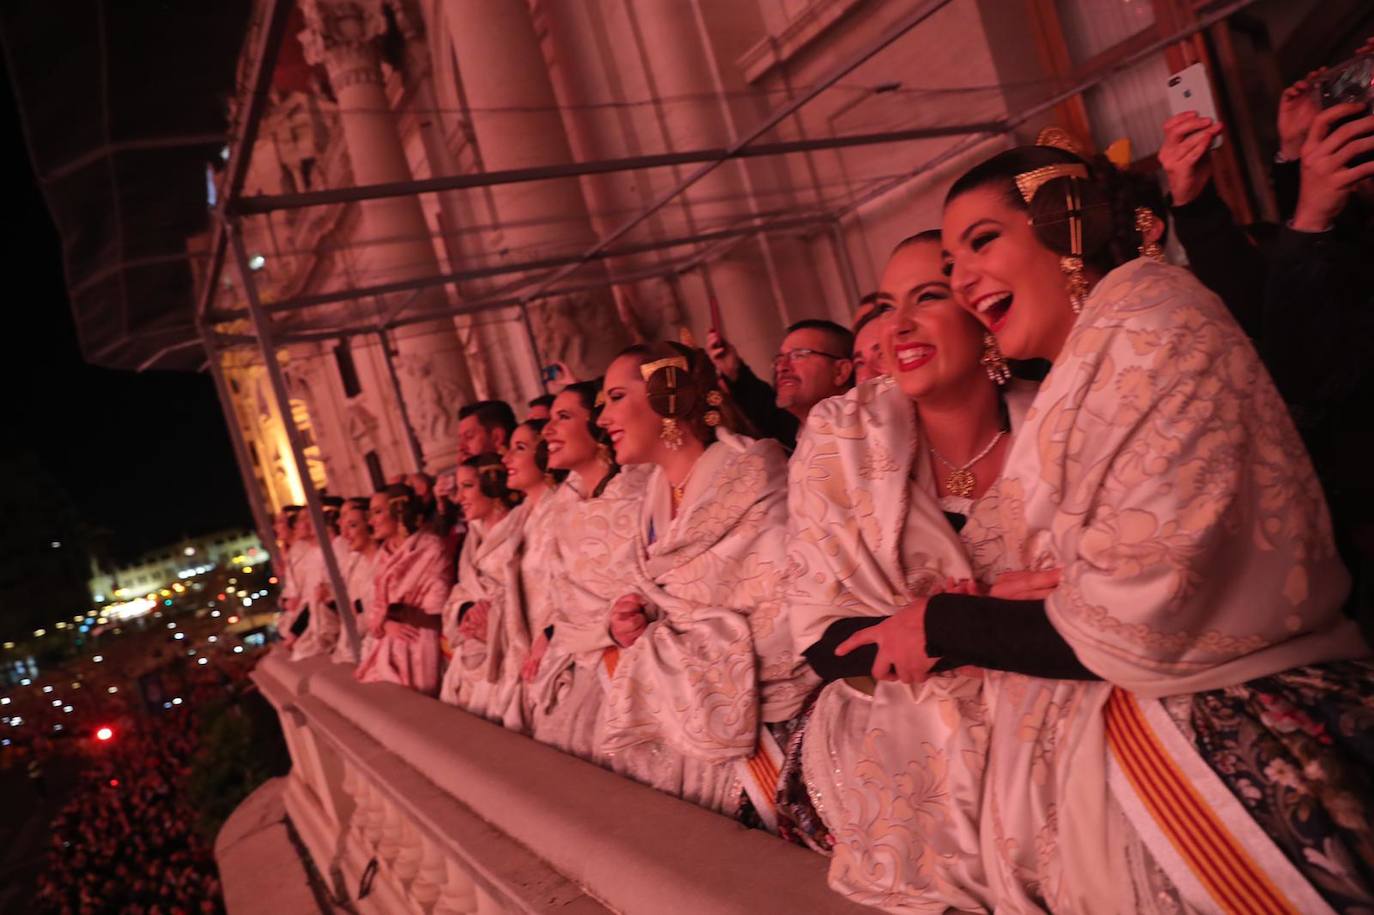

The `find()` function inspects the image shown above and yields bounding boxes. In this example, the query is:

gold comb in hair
[639,355,688,382]
[1035,126,1090,158]
[1015,163,1089,204]
[594,390,606,407]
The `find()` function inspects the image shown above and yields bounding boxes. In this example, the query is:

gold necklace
[670,483,686,511]
[930,430,1005,498]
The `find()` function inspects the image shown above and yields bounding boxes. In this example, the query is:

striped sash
[1105,688,1332,915]
[736,727,785,834]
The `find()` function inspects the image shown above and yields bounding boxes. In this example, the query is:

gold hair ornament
[1015,163,1090,205]
[1058,180,1089,314]
[1135,206,1164,262]
[1035,126,1090,158]
[639,355,689,382]
[594,390,606,407]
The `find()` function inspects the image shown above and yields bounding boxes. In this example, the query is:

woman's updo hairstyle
[945,129,1152,276]
[563,377,620,496]
[462,452,522,509]
[377,483,423,534]
[617,340,745,446]
[519,418,568,484]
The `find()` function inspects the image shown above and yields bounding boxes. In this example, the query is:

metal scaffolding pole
[517,303,546,392]
[211,212,833,322]
[828,221,863,309]
[193,0,291,324]
[199,324,280,560]
[227,219,361,660]
[375,330,427,473]
[229,119,1005,216]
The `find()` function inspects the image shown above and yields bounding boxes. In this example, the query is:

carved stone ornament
[395,352,460,454]
[297,0,387,87]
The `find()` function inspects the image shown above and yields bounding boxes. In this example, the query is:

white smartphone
[1167,63,1224,149]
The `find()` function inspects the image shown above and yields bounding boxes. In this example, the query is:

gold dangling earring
[1135,206,1164,261]
[659,417,684,450]
[979,333,1011,385]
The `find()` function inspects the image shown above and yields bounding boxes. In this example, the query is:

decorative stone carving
[346,400,382,456]
[297,0,388,88]
[532,293,628,381]
[395,352,461,456]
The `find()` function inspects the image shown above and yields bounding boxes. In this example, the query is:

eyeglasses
[772,348,848,371]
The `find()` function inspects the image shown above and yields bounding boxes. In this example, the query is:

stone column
[430,0,628,386]
[536,0,789,374]
[299,0,472,471]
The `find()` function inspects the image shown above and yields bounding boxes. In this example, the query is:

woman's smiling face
[942,185,1077,362]
[877,239,985,402]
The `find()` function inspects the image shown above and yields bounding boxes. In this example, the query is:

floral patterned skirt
[1169,659,1374,911]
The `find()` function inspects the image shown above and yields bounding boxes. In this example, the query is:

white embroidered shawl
[599,431,816,767]
[994,258,1361,696]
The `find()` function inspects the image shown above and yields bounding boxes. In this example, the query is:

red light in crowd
[95,726,114,742]
[109,778,119,787]
[217,593,226,601]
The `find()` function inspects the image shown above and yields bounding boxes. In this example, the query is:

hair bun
[1027,175,1113,259]
[642,343,704,420]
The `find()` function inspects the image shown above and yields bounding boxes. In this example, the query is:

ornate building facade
[203,0,1325,527]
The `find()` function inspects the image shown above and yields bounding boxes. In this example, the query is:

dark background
[0,63,249,603]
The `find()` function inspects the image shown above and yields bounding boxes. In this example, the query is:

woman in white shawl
[355,484,452,695]
[437,453,525,728]
[290,497,349,661]
[785,231,1053,894]
[802,141,1373,912]
[329,497,379,665]
[272,507,304,643]
[526,380,651,761]
[594,342,818,823]
[503,419,573,693]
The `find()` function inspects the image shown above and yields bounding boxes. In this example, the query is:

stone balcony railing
[219,650,870,914]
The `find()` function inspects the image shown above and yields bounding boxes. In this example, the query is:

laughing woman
[526,380,651,760]
[594,343,818,821]
[801,139,1371,913]
[355,484,452,695]
[437,453,524,728]
[931,142,1372,911]
[785,230,1047,892]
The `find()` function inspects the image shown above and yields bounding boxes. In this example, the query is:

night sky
[1,66,251,565]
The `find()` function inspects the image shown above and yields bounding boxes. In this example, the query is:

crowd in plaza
[28,658,255,914]
[269,63,1374,913]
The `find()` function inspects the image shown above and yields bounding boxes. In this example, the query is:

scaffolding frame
[193,0,1259,646]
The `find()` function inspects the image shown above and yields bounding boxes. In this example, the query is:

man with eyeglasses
[707,319,855,451]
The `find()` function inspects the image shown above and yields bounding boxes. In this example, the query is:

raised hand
[705,329,742,384]
[1159,111,1223,206]
[1292,103,1374,232]
[1277,68,1328,161]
